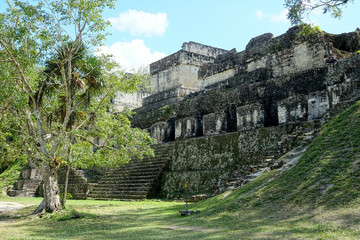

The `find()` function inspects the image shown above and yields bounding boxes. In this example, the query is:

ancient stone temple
[9,26,360,200]
[127,26,360,198]
[133,27,360,142]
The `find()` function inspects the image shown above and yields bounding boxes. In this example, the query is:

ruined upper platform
[150,42,230,76]
[133,26,360,143]
[149,42,231,96]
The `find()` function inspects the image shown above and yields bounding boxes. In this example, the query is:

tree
[285,0,353,25]
[0,0,154,213]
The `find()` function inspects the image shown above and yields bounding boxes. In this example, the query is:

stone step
[98,177,155,183]
[15,179,42,191]
[90,147,169,200]
[128,159,169,166]
[7,190,37,197]
[123,163,167,170]
[104,170,160,176]
[88,195,146,200]
[98,178,153,183]
[100,173,159,180]
[111,165,166,173]
[93,185,151,191]
[226,181,238,186]
[227,178,238,182]
[90,190,148,195]
[105,172,162,178]
[106,169,161,175]
[153,146,170,151]
[95,182,152,188]
[89,192,147,198]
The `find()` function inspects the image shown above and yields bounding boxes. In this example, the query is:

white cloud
[96,39,166,71]
[256,9,289,23]
[271,9,289,23]
[256,10,265,20]
[109,10,169,37]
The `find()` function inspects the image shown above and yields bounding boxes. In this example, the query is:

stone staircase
[7,168,42,197]
[225,126,319,191]
[226,151,277,190]
[58,168,97,199]
[88,144,171,200]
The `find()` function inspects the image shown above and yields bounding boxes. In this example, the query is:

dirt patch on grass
[0,202,25,213]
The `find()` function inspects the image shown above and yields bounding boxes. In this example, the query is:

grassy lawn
[2,98,360,239]
[1,194,360,240]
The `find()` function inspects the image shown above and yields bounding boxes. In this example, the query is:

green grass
[1,101,360,239]
[1,195,359,239]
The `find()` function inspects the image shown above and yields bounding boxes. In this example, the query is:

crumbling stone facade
[11,27,360,200]
[133,26,360,144]
[131,26,360,198]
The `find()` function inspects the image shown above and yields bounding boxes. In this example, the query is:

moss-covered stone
[161,121,317,197]
[132,104,177,129]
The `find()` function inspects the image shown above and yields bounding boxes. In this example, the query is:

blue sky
[1,0,359,70]
[100,0,360,70]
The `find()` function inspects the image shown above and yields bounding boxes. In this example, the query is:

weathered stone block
[175,117,198,140]
[278,96,307,124]
[150,121,169,143]
[111,88,150,112]
[307,91,329,120]
[246,33,274,50]
[149,42,230,96]
[200,69,236,90]
[182,41,229,58]
[203,110,227,136]
[236,103,264,131]
[162,170,229,196]
[151,64,201,94]
[246,42,327,77]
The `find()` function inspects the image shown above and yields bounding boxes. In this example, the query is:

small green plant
[60,192,73,200]
[299,24,324,37]
[276,43,282,52]
[356,50,360,55]
[50,208,84,221]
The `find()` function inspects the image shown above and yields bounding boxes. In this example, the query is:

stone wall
[111,87,150,112]
[7,168,42,197]
[132,27,360,144]
[133,57,360,143]
[198,27,359,89]
[161,121,318,197]
[144,42,231,113]
[138,27,360,198]
[181,41,230,58]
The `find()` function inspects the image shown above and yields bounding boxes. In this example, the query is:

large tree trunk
[61,165,70,207]
[40,165,62,213]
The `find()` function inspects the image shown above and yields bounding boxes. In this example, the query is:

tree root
[32,199,45,215]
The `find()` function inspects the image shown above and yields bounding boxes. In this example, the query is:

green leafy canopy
[0,0,154,208]
[285,0,353,33]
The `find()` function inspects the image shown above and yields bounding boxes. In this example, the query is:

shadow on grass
[0,205,36,221]
[3,200,358,240]
[9,203,224,240]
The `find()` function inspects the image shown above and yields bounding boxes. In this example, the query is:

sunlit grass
[1,101,360,239]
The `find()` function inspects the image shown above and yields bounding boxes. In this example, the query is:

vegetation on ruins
[285,0,353,25]
[0,0,154,213]
[285,0,354,35]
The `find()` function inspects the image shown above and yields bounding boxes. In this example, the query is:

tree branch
[0,39,36,107]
